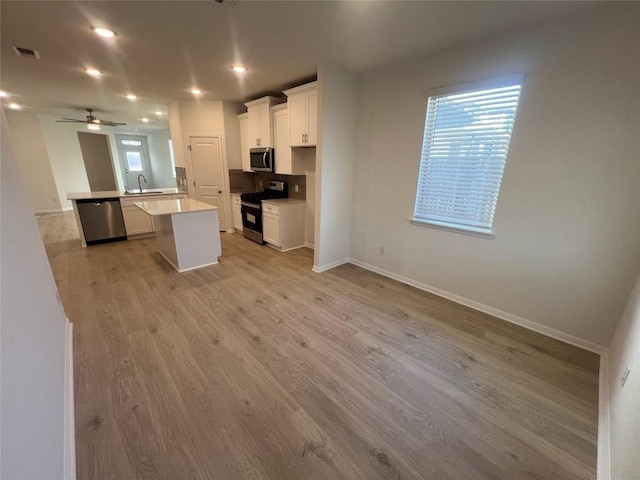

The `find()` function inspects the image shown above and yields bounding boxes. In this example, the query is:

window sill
[410,218,495,239]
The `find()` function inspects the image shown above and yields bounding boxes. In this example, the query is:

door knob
[218,190,222,194]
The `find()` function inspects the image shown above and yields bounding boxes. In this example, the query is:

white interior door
[189,136,227,231]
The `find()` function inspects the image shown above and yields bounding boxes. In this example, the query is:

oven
[241,200,265,244]
[240,181,288,245]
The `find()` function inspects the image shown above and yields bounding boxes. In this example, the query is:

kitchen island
[134,198,222,273]
[67,189,187,246]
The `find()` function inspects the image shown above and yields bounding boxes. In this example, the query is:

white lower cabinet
[262,212,279,246]
[232,194,243,232]
[121,193,188,237]
[261,200,305,251]
[122,206,154,235]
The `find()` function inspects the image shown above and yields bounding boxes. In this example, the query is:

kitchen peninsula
[134,198,221,273]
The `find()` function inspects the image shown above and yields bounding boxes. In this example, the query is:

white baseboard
[35,208,68,214]
[597,350,611,480]
[347,257,605,354]
[304,242,315,250]
[312,257,349,273]
[64,319,76,480]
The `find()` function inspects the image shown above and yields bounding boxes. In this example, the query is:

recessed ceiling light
[87,124,100,131]
[190,88,202,95]
[155,111,162,116]
[231,65,247,73]
[0,91,8,98]
[85,68,102,77]
[141,118,149,123]
[8,103,21,110]
[126,94,137,101]
[92,27,116,38]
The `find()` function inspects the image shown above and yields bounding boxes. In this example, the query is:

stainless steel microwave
[250,147,274,172]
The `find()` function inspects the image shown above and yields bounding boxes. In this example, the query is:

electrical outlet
[294,184,299,193]
[259,180,263,188]
[379,246,385,255]
[621,366,630,387]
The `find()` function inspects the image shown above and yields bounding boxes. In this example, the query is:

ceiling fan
[56,108,126,127]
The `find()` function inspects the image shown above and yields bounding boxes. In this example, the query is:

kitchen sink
[123,190,165,195]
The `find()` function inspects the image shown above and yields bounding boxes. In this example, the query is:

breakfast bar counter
[134,198,221,272]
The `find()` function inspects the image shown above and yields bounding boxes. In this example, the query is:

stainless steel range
[240,181,288,244]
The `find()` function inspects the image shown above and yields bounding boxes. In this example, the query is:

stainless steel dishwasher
[76,198,127,245]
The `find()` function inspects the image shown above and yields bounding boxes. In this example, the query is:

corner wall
[1,111,68,478]
[606,274,640,479]
[4,111,62,212]
[314,65,359,270]
[349,4,640,346]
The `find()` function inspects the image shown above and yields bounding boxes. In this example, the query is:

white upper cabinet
[238,113,251,172]
[272,105,305,175]
[244,96,279,148]
[284,81,318,147]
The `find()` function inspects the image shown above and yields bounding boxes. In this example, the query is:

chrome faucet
[138,173,148,193]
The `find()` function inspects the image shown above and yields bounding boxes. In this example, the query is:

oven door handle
[241,201,261,209]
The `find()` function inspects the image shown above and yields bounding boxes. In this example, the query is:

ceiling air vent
[12,46,40,59]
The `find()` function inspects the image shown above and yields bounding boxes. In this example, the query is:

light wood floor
[39,212,599,480]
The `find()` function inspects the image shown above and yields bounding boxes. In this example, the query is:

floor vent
[12,46,40,59]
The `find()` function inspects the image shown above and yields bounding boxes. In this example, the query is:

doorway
[188,135,227,231]
[115,134,151,191]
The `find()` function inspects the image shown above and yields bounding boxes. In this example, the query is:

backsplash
[175,167,188,193]
[254,172,306,200]
[227,169,306,200]
[228,169,255,193]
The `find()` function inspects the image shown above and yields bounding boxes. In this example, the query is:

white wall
[607,273,640,480]
[146,129,176,188]
[222,101,243,170]
[38,114,124,208]
[1,111,68,479]
[349,4,640,347]
[5,110,62,212]
[167,99,242,230]
[314,65,359,270]
[305,150,316,248]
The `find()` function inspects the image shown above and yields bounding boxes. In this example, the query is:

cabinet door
[239,117,251,171]
[288,94,307,147]
[258,104,272,147]
[306,91,318,146]
[122,207,154,235]
[233,204,243,232]
[262,212,280,246]
[248,107,261,148]
[273,111,292,175]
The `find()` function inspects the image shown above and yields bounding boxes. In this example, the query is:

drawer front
[262,203,279,216]
[120,195,168,207]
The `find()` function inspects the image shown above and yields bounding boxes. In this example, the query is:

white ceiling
[1,1,597,131]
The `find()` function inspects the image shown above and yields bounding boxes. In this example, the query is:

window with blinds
[413,75,523,235]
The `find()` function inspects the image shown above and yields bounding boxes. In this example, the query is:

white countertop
[261,198,306,205]
[133,198,218,216]
[67,188,182,200]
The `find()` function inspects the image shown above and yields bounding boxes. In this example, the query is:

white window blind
[413,77,523,235]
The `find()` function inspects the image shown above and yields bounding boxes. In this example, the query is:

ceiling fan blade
[101,121,127,126]
[56,119,85,123]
